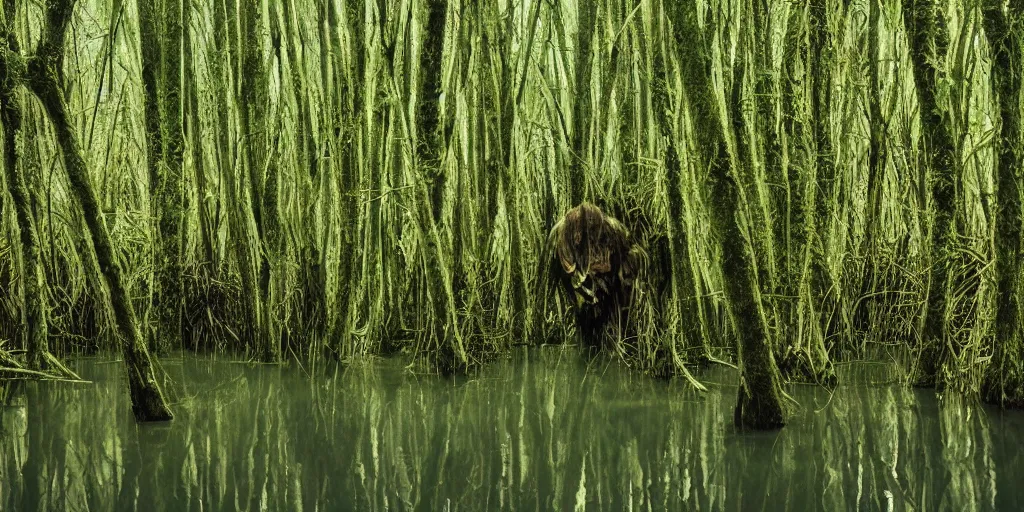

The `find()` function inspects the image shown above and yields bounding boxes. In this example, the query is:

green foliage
[0,0,1020,409]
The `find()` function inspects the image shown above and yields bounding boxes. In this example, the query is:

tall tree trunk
[279,0,320,336]
[903,0,954,386]
[212,0,263,359]
[750,0,781,335]
[240,0,280,361]
[281,0,316,180]
[486,0,526,338]
[568,0,595,205]
[651,0,707,371]
[26,0,172,422]
[669,0,785,430]
[419,0,447,223]
[184,0,216,269]
[808,0,839,376]
[325,0,358,352]
[981,1,1023,407]
[150,0,186,352]
[0,1,48,369]
[136,0,163,348]
[416,0,464,371]
[266,0,287,351]
[858,0,890,343]
[343,0,365,343]
[779,0,834,382]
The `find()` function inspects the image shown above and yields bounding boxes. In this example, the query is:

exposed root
[668,344,708,392]
[779,345,838,387]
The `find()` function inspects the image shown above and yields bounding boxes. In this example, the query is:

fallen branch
[45,351,83,381]
[0,366,64,380]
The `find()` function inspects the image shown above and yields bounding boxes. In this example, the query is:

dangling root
[669,342,707,392]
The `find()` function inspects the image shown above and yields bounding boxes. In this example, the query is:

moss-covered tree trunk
[903,0,954,386]
[280,0,315,181]
[137,0,186,353]
[750,0,782,353]
[211,0,263,356]
[183,0,215,268]
[669,0,785,430]
[327,0,362,353]
[651,0,708,368]
[778,0,834,383]
[278,0,321,337]
[265,0,289,352]
[568,0,595,205]
[239,0,280,361]
[136,0,162,233]
[779,0,810,374]
[857,0,891,347]
[808,0,840,378]
[981,1,1023,407]
[415,0,465,372]
[158,0,186,330]
[0,2,48,369]
[420,0,447,224]
[484,0,528,339]
[26,0,171,422]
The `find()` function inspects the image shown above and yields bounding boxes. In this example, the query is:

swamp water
[1,347,1023,511]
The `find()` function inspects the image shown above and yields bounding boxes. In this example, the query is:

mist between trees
[0,0,1021,424]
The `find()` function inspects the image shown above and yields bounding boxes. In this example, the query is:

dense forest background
[0,0,1021,408]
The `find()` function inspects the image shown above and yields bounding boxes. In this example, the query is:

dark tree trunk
[777,0,835,382]
[281,0,316,181]
[651,0,705,363]
[415,0,465,371]
[486,0,527,337]
[808,0,839,367]
[326,0,361,351]
[239,0,280,361]
[569,0,595,205]
[668,0,785,430]
[148,0,186,353]
[981,1,1024,407]
[26,0,172,422]
[136,0,163,346]
[213,0,262,358]
[903,0,954,386]
[278,0,320,334]
[184,0,216,269]
[0,1,48,369]
[419,0,447,223]
[857,0,891,342]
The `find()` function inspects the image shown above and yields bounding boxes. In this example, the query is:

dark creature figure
[547,202,646,342]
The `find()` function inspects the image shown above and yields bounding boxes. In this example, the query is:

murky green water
[1,347,1023,511]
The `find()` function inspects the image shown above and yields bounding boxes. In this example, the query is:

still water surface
[1,346,1023,511]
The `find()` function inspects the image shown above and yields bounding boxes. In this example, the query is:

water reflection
[1,348,1023,511]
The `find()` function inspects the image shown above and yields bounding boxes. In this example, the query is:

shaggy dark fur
[548,202,645,341]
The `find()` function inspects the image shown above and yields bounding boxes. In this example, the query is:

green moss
[24,0,172,422]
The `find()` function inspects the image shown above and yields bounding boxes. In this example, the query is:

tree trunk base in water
[128,373,174,422]
[434,340,470,377]
[734,376,785,431]
[911,344,942,388]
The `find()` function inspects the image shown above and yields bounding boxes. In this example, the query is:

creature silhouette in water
[548,202,646,342]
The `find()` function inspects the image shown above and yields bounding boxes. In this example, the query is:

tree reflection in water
[1,348,1022,511]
